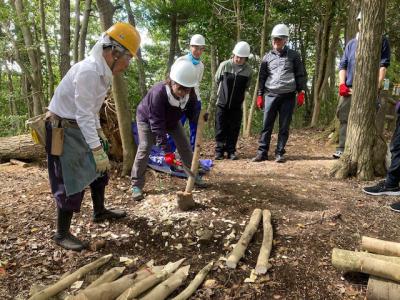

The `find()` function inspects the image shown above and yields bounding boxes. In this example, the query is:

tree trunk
[60,0,71,77]
[13,0,44,116]
[0,134,46,163]
[79,0,92,61]
[244,0,270,137]
[39,0,55,99]
[97,0,136,176]
[123,0,147,98]
[345,0,362,43]
[331,0,387,180]
[5,65,16,115]
[73,0,81,63]
[167,4,178,74]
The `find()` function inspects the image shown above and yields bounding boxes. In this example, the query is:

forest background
[1,0,399,145]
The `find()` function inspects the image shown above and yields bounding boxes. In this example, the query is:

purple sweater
[136,82,199,145]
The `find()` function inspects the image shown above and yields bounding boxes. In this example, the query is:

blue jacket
[339,35,390,87]
[136,82,199,146]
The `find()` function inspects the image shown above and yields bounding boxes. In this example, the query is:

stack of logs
[332,236,400,300]
[28,254,213,300]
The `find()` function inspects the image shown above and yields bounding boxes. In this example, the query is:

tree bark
[13,0,44,116]
[367,276,400,300]
[244,0,270,137]
[39,0,55,99]
[255,210,273,274]
[362,236,400,257]
[167,2,178,74]
[345,0,362,44]
[123,0,147,98]
[0,134,45,163]
[331,0,387,180]
[73,0,81,63]
[79,0,92,61]
[5,64,16,115]
[60,0,71,77]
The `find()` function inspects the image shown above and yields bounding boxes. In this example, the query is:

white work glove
[92,147,110,173]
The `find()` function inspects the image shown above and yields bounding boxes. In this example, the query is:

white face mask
[165,84,189,109]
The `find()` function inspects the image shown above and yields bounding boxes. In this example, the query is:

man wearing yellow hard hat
[45,23,140,251]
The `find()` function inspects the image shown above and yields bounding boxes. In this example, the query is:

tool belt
[45,111,80,129]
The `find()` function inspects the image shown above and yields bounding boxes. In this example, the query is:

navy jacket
[136,82,199,146]
[339,35,390,87]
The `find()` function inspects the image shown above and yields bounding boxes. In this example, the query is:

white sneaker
[332,150,343,159]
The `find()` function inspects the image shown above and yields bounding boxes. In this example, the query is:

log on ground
[367,276,400,300]
[0,134,45,163]
[226,208,262,269]
[362,236,400,257]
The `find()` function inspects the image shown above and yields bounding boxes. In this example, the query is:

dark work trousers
[257,92,296,157]
[46,122,108,212]
[336,95,352,152]
[386,117,400,187]
[215,105,243,155]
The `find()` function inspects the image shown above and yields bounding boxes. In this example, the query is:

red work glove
[339,83,351,97]
[256,95,264,109]
[297,91,305,106]
[164,152,176,165]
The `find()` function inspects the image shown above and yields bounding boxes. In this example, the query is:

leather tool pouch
[50,125,64,156]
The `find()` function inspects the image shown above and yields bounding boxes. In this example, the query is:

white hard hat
[190,34,205,46]
[271,24,289,38]
[232,41,251,57]
[170,59,198,87]
[357,12,361,21]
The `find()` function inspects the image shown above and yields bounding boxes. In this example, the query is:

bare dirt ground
[1,128,400,299]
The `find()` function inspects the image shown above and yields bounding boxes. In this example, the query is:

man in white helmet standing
[168,34,205,151]
[46,23,141,251]
[252,24,306,163]
[214,41,253,160]
[131,59,205,201]
[333,12,390,159]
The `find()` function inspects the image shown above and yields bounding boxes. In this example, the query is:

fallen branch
[140,265,190,300]
[255,210,273,274]
[116,258,185,300]
[171,261,213,300]
[29,254,112,300]
[332,248,400,282]
[10,159,29,168]
[362,236,400,257]
[85,266,125,289]
[226,209,262,269]
[367,276,400,300]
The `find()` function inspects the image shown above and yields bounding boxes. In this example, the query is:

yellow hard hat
[106,22,141,57]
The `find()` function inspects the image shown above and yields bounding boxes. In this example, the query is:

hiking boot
[215,152,224,160]
[390,201,400,212]
[251,153,268,162]
[53,208,87,251]
[228,153,238,160]
[362,180,400,196]
[132,186,144,201]
[275,154,285,163]
[332,150,343,159]
[195,175,208,188]
[91,186,127,222]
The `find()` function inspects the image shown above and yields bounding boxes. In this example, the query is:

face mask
[187,53,200,65]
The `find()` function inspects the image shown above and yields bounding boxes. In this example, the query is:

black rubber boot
[91,186,127,222]
[53,208,86,251]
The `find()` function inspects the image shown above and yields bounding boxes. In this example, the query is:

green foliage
[0,114,28,137]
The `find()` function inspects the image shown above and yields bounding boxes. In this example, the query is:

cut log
[140,265,190,300]
[10,159,30,167]
[226,209,262,269]
[255,210,273,274]
[171,261,213,300]
[116,258,185,300]
[85,267,125,289]
[362,236,400,257]
[0,134,45,163]
[29,254,112,300]
[332,248,400,282]
[367,276,400,300]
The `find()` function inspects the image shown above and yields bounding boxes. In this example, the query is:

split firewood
[29,254,112,300]
[171,261,213,300]
[255,210,273,275]
[116,258,185,300]
[361,236,400,257]
[140,265,191,300]
[226,209,262,269]
[10,159,29,168]
[332,248,400,282]
[367,276,400,300]
[85,267,125,289]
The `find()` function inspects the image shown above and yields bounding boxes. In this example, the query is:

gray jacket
[258,46,306,95]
